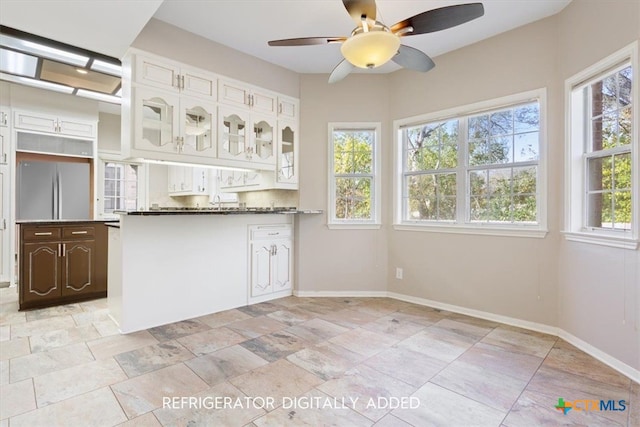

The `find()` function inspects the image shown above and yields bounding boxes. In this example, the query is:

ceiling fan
[268,0,484,83]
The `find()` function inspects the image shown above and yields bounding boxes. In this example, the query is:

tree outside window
[329,124,380,226]
[586,66,632,230]
[399,100,541,226]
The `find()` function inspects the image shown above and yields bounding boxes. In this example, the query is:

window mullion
[457,117,468,224]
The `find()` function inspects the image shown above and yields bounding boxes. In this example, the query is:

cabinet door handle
[71,231,88,235]
[62,243,66,257]
[34,232,53,236]
[268,232,279,236]
[181,75,185,90]
[2,219,5,230]
[278,103,282,114]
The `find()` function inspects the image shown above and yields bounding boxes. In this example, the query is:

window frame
[393,89,548,238]
[97,150,148,219]
[327,122,381,229]
[564,42,639,249]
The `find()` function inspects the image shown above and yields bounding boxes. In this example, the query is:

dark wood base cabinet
[19,222,108,310]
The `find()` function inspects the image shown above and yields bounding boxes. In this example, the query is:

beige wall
[555,0,640,370]
[97,112,121,152]
[297,74,390,293]
[295,1,639,371]
[386,17,561,325]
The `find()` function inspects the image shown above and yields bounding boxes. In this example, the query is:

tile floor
[0,287,637,426]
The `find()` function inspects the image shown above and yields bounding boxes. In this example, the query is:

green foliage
[588,66,633,229]
[404,105,540,223]
[333,131,374,219]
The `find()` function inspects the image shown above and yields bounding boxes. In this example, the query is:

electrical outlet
[395,268,403,280]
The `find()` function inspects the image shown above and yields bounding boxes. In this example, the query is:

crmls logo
[555,397,627,415]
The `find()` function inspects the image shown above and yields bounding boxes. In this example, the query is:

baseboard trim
[387,292,559,336]
[293,290,388,298]
[558,330,640,384]
[291,290,639,383]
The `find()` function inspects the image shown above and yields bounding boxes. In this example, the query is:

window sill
[393,223,548,238]
[327,223,382,230]
[562,231,638,250]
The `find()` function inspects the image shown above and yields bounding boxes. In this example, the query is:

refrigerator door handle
[56,170,62,219]
[52,172,58,220]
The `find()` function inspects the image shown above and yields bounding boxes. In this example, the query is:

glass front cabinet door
[218,106,249,161]
[251,115,276,166]
[135,87,180,153]
[277,121,298,184]
[180,101,216,157]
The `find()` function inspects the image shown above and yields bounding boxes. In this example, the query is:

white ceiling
[0,0,164,59]
[153,0,572,74]
[0,0,571,74]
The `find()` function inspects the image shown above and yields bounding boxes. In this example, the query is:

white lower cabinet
[249,225,292,302]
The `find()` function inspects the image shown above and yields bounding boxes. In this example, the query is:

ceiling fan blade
[268,37,346,46]
[328,59,355,83]
[393,45,435,72]
[391,3,484,36]
[342,0,377,25]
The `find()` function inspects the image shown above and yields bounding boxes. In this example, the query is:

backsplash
[239,190,299,208]
[148,194,211,209]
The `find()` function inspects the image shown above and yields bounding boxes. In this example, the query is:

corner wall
[386,17,561,326]
[297,74,390,294]
[296,1,639,374]
[555,0,640,372]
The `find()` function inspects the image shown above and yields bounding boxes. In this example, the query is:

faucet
[210,195,222,210]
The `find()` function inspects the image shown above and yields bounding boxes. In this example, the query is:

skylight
[0,26,122,104]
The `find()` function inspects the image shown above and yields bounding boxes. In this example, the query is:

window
[565,42,638,249]
[328,123,381,228]
[104,162,139,213]
[98,153,146,218]
[395,89,546,237]
[404,119,458,221]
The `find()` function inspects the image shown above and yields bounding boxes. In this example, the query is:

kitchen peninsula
[108,208,319,333]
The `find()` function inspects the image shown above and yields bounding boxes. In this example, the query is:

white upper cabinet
[180,99,216,157]
[125,50,298,175]
[218,79,277,115]
[134,87,216,158]
[0,127,8,165]
[277,120,298,186]
[135,54,216,100]
[277,96,299,120]
[14,111,95,138]
[134,87,180,154]
[168,165,209,195]
[218,106,276,166]
[0,106,9,127]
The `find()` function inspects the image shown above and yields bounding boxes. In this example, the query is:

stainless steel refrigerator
[17,160,90,220]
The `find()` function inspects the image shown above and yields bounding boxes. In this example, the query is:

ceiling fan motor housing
[340,29,400,69]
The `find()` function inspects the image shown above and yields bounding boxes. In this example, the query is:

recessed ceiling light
[0,72,74,94]
[76,68,88,74]
[0,33,89,67]
[0,48,37,77]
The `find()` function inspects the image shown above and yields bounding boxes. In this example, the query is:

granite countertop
[16,219,114,225]
[115,208,323,216]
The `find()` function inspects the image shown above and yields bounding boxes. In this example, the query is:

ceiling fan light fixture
[340,30,400,69]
